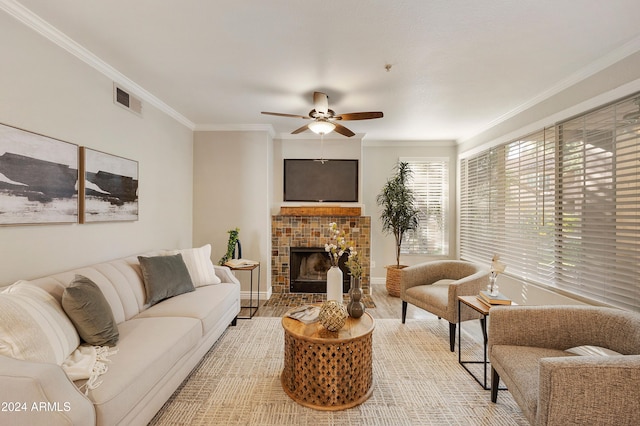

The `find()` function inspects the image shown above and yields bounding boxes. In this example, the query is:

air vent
[113,83,142,116]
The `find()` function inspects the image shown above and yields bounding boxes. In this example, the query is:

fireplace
[271,211,371,295]
[289,247,349,293]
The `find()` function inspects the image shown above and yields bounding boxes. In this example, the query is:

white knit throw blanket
[62,345,118,395]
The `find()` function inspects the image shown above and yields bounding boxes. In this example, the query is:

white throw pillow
[566,345,621,356]
[0,281,80,365]
[173,244,221,286]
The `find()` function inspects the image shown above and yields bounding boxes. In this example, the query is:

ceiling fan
[261,91,383,137]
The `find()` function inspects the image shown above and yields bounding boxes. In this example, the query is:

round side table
[281,309,375,411]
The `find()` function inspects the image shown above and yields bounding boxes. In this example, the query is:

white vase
[326,266,343,304]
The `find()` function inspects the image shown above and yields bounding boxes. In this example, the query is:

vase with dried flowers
[345,249,365,318]
[488,254,506,296]
[324,222,349,303]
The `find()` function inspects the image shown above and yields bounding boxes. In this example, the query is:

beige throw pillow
[173,244,221,286]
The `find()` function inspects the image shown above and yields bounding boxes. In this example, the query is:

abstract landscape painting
[0,123,78,225]
[81,148,138,223]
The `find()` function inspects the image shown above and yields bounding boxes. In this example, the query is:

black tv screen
[284,159,358,202]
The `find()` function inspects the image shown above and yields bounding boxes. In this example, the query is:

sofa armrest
[0,355,94,426]
[537,355,640,425]
[213,265,240,284]
[447,269,489,298]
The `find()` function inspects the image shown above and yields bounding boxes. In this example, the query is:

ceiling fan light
[308,120,336,135]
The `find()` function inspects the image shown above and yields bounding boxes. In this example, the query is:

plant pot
[385,264,408,297]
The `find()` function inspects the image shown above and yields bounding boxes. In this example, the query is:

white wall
[193,130,272,297]
[362,141,458,281]
[0,12,193,285]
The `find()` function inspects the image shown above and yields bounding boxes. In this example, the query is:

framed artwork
[0,123,78,225]
[80,147,138,223]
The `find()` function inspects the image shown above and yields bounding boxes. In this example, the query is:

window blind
[555,97,640,310]
[460,129,555,286]
[460,93,640,311]
[401,158,449,255]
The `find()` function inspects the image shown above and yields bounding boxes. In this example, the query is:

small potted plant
[376,162,421,297]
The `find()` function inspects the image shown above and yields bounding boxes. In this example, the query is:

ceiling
[8,0,640,141]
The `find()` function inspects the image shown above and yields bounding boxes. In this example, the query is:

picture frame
[80,147,138,223]
[0,123,79,225]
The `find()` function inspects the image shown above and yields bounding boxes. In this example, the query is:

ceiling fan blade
[333,123,355,137]
[313,92,329,114]
[261,111,309,119]
[291,124,309,134]
[334,112,384,121]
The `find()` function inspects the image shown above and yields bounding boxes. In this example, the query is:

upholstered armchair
[489,305,640,425]
[400,260,489,351]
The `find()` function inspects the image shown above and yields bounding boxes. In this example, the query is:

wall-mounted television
[283,159,358,202]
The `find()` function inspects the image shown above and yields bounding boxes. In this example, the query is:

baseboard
[240,287,272,301]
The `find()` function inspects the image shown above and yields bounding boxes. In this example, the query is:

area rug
[263,292,376,308]
[149,318,527,425]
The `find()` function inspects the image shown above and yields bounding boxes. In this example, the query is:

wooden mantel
[279,206,362,217]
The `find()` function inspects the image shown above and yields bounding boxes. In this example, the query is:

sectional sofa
[0,246,241,426]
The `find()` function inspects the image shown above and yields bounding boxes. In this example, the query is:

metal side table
[457,295,507,391]
[230,263,260,319]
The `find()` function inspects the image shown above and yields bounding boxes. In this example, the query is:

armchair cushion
[404,279,453,308]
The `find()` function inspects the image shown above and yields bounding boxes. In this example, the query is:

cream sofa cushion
[87,316,201,426]
[135,283,239,334]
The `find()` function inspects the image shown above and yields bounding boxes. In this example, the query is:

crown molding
[194,123,276,137]
[362,139,456,148]
[1,0,195,130]
[463,34,640,143]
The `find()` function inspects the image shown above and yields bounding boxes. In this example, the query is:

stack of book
[477,290,512,306]
[224,258,259,268]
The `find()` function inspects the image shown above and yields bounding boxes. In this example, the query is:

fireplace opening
[290,247,350,293]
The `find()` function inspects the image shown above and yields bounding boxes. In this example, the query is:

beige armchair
[400,260,489,352]
[489,305,640,425]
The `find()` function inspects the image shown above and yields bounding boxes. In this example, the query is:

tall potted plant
[376,162,420,297]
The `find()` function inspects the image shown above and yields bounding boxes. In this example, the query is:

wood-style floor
[246,283,433,321]
[243,283,486,343]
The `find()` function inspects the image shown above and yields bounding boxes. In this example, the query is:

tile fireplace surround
[271,208,371,295]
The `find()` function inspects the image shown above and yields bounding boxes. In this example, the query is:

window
[401,158,449,255]
[460,94,640,311]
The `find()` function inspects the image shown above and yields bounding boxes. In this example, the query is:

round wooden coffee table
[281,309,375,411]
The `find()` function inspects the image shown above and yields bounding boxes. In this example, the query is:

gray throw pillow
[62,275,119,347]
[138,253,195,306]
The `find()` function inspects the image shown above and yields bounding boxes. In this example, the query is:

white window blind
[401,158,449,255]
[460,129,556,286]
[460,94,640,311]
[555,98,640,310]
